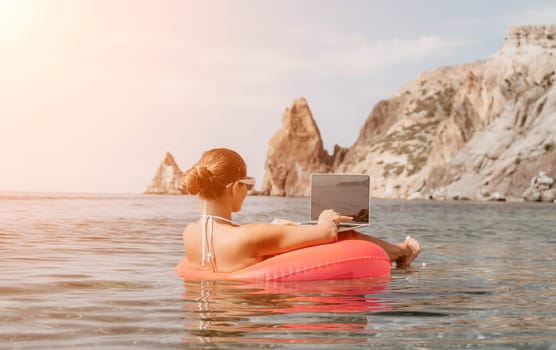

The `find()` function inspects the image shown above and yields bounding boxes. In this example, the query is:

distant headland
[146,25,556,203]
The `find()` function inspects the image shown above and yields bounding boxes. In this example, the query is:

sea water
[0,193,555,349]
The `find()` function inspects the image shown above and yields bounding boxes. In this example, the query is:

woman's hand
[317,209,353,228]
[270,218,299,225]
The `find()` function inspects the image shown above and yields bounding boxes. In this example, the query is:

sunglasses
[225,176,256,191]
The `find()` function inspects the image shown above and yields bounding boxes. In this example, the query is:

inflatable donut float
[176,240,391,281]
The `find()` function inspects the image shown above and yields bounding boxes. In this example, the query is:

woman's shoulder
[182,220,201,238]
[184,219,200,229]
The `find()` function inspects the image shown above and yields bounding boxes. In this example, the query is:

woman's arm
[240,209,348,257]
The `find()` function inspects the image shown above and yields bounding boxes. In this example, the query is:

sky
[1,0,555,193]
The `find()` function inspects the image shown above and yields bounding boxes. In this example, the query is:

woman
[181,148,420,273]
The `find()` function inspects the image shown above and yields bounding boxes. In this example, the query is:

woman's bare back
[183,220,263,273]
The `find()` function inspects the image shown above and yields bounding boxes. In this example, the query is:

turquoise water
[0,193,555,349]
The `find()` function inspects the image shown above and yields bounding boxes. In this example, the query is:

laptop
[301,173,371,232]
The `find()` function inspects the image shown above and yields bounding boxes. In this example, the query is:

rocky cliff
[262,25,556,201]
[262,98,346,196]
[145,152,184,194]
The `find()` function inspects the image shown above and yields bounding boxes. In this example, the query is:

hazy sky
[1,0,555,193]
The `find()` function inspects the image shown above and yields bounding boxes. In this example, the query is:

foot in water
[396,235,421,268]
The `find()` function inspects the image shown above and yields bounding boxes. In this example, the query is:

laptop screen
[310,174,370,224]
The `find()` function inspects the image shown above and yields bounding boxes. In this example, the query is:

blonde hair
[181,148,247,199]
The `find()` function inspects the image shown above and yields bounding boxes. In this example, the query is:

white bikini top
[200,214,239,272]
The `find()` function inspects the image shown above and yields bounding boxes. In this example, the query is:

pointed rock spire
[145,152,184,194]
[262,98,332,196]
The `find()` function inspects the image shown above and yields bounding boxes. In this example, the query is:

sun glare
[0,0,35,40]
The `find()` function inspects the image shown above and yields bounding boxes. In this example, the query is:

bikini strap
[201,214,239,226]
[200,214,239,272]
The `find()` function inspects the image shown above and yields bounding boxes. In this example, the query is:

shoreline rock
[523,171,556,202]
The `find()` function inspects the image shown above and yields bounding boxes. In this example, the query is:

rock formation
[145,152,184,194]
[262,98,345,196]
[262,25,556,200]
[522,171,556,202]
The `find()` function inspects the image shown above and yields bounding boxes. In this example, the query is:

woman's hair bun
[181,164,220,198]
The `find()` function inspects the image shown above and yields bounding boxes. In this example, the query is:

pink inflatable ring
[176,240,391,281]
